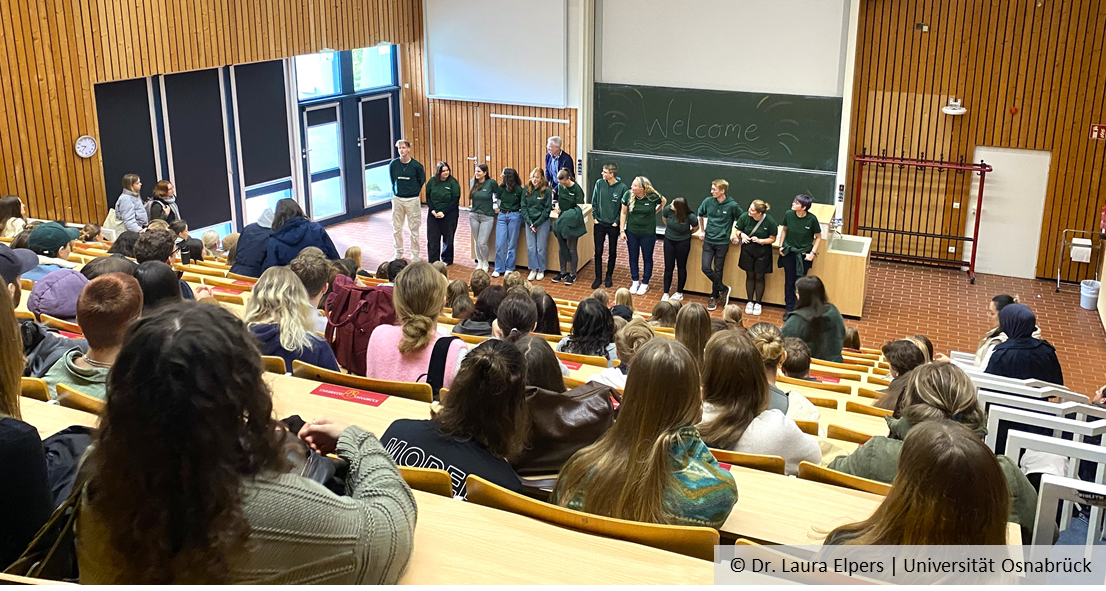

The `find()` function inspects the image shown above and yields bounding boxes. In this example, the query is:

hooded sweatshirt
[781,303,846,363]
[42,348,110,400]
[230,209,274,278]
[27,269,88,322]
[264,217,340,271]
[249,323,340,373]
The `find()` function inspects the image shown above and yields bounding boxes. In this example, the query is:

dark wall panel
[163,68,232,229]
[234,61,292,187]
[360,96,394,165]
[94,79,158,207]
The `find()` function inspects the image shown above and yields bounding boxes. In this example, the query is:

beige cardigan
[76,426,417,584]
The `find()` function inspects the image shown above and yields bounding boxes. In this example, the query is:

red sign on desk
[717,462,733,471]
[310,383,389,407]
[231,280,254,286]
[212,286,243,295]
[1092,124,1106,140]
[561,360,583,370]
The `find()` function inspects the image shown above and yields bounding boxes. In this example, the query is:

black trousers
[780,252,810,312]
[426,208,459,264]
[701,242,730,298]
[663,236,691,294]
[557,234,579,274]
[593,223,619,279]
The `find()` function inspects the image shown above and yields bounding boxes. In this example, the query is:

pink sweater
[365,324,467,388]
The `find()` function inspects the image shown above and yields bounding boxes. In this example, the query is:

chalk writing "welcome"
[643,99,761,142]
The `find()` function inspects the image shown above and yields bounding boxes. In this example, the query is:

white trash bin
[1080,280,1100,310]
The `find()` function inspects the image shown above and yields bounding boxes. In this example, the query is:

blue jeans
[625,230,657,283]
[495,211,523,273]
[526,219,550,272]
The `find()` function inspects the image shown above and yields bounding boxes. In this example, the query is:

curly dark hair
[133,228,177,264]
[86,301,285,583]
[564,298,614,358]
[107,231,140,257]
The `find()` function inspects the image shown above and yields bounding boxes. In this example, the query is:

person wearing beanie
[23,222,80,282]
[230,208,274,278]
[27,269,88,323]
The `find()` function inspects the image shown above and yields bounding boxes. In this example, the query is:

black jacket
[20,319,88,378]
[229,222,273,278]
[985,338,1064,386]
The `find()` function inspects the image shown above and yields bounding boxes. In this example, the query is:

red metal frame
[851,154,993,283]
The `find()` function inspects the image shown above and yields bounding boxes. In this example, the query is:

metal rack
[1056,229,1102,293]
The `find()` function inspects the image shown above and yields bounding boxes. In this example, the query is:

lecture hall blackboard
[590,83,842,216]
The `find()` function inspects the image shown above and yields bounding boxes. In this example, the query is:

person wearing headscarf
[984,304,1063,386]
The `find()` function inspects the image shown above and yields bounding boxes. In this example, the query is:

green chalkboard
[594,83,842,172]
[586,153,835,226]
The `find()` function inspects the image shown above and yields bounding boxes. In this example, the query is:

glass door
[301,103,345,221]
[359,94,397,207]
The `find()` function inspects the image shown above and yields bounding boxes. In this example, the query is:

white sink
[827,234,871,256]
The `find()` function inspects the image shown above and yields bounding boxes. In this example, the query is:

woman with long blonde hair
[365,261,467,395]
[675,302,711,368]
[552,338,737,528]
[698,331,820,475]
[619,176,667,295]
[246,266,338,372]
[522,167,553,281]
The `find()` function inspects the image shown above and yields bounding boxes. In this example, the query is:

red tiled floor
[329,207,1106,396]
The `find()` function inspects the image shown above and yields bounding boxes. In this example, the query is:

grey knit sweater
[77,426,418,584]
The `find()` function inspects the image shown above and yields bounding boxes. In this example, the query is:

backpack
[324,275,396,376]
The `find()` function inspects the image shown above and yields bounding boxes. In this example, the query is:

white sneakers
[630,281,640,293]
[743,301,763,315]
[671,292,684,301]
[661,293,670,302]
[753,304,762,316]
[536,272,544,281]
[527,270,537,281]
[491,271,501,278]
[637,283,649,295]
[745,301,755,315]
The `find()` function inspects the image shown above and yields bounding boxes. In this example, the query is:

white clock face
[75,135,97,158]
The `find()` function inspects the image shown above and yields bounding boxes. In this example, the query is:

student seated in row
[827,362,1037,542]
[699,331,820,475]
[780,337,815,380]
[78,302,416,583]
[133,228,202,300]
[452,285,505,337]
[674,302,711,368]
[246,266,339,372]
[366,261,466,388]
[380,339,529,498]
[289,248,334,334]
[24,221,80,282]
[588,318,654,391]
[751,329,820,421]
[43,273,143,400]
[556,298,618,365]
[553,338,737,528]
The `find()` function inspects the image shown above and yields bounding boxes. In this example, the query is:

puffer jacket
[115,190,148,232]
[264,216,340,270]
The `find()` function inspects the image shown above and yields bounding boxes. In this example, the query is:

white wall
[595,0,851,97]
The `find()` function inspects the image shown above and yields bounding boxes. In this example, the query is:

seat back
[398,466,454,498]
[174,263,227,278]
[464,475,719,561]
[865,376,891,387]
[794,419,819,436]
[811,358,870,373]
[805,395,840,410]
[57,383,105,415]
[808,367,866,382]
[291,360,432,403]
[845,400,893,418]
[984,405,1106,453]
[212,291,246,305]
[202,275,254,292]
[779,374,851,394]
[261,356,287,374]
[20,377,50,402]
[710,448,785,475]
[40,314,81,334]
[797,461,891,496]
[826,424,872,445]
[455,332,489,346]
[555,350,611,368]
[227,271,259,282]
[856,387,882,400]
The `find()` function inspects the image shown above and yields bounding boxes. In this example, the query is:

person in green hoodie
[493,167,525,277]
[695,179,742,311]
[780,275,845,363]
[620,176,666,296]
[589,162,627,289]
[522,167,553,281]
[827,363,1038,544]
[551,169,586,285]
[424,161,461,265]
[777,194,821,312]
[43,272,143,401]
[467,163,498,272]
[388,139,426,260]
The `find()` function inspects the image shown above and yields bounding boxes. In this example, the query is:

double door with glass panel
[301,94,396,222]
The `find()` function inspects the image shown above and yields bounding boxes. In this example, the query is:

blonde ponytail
[393,261,448,354]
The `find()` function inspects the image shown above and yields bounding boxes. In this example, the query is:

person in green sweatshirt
[494,167,525,277]
[589,162,627,289]
[551,169,586,285]
[522,167,554,281]
[620,176,666,296]
[388,139,426,260]
[735,199,778,317]
[424,161,461,265]
[467,164,497,272]
[695,179,742,311]
[776,194,821,312]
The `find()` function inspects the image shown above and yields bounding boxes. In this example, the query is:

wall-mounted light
[942,98,967,116]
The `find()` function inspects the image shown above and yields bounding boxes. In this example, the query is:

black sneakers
[591,276,602,289]
[604,276,613,288]
[564,274,577,286]
[552,273,565,283]
[707,297,718,311]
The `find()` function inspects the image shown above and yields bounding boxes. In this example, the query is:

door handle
[466,156,477,161]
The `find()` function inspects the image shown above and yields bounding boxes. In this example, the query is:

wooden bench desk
[721,465,883,545]
[402,490,712,584]
[265,373,433,436]
[20,398,98,437]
